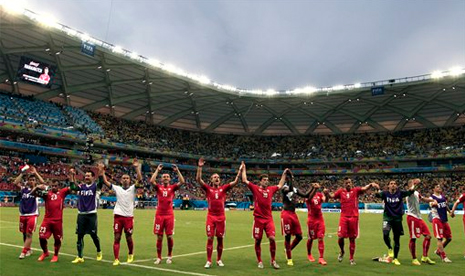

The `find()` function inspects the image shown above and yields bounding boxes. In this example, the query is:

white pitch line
[0,242,215,276]
[132,240,284,264]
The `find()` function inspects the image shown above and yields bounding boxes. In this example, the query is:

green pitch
[0,208,464,276]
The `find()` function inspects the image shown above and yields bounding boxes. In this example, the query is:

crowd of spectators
[91,113,465,160]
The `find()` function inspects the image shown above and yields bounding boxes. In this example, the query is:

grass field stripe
[0,242,216,276]
[132,239,284,263]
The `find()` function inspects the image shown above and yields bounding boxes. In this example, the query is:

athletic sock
[422,237,430,257]
[206,239,213,262]
[254,239,262,263]
[270,239,276,262]
[318,239,325,258]
[167,237,174,257]
[217,237,224,261]
[156,239,162,259]
[349,239,355,260]
[409,239,416,259]
[113,240,120,260]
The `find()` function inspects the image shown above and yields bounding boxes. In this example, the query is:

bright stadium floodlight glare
[431,70,444,79]
[197,75,211,85]
[354,83,362,88]
[130,52,138,60]
[1,0,26,14]
[37,13,60,29]
[332,85,344,91]
[449,66,463,77]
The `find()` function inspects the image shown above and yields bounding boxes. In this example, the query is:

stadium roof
[1,6,464,135]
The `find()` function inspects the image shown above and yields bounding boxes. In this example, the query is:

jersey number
[162,191,168,197]
[39,226,46,234]
[215,193,219,199]
[263,192,268,198]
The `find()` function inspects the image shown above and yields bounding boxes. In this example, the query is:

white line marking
[132,240,284,263]
[0,242,215,276]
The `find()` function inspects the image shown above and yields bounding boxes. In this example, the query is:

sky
[23,0,465,90]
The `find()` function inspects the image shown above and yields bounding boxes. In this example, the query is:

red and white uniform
[306,192,325,239]
[406,191,430,239]
[334,187,362,238]
[112,184,136,235]
[247,182,280,239]
[202,183,232,237]
[456,193,465,234]
[39,187,70,239]
[153,183,180,235]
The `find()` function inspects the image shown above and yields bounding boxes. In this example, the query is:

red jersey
[247,182,280,219]
[154,184,180,216]
[202,183,232,217]
[334,187,362,217]
[43,187,70,221]
[306,192,324,219]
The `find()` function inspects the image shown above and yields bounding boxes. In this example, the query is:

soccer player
[405,178,436,265]
[306,182,327,265]
[450,187,465,259]
[14,165,45,259]
[280,170,314,266]
[241,162,285,269]
[375,179,415,265]
[99,160,143,266]
[69,167,103,264]
[196,158,243,268]
[429,183,453,263]
[34,178,71,262]
[324,177,378,265]
[150,163,185,265]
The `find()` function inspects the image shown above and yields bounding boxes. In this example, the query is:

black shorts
[76,213,98,235]
[383,220,404,236]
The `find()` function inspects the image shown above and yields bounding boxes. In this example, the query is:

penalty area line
[0,242,216,276]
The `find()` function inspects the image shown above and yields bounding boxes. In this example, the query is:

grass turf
[0,207,464,276]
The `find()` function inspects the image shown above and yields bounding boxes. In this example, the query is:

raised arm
[302,183,319,199]
[30,184,47,197]
[229,163,244,188]
[323,188,335,199]
[173,164,185,185]
[361,182,379,193]
[29,166,45,184]
[133,159,143,182]
[277,168,290,189]
[196,158,207,186]
[13,172,24,189]
[68,168,80,191]
[98,162,112,189]
[241,161,249,184]
[150,164,163,185]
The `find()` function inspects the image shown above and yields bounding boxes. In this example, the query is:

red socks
[349,239,356,260]
[254,239,262,262]
[423,237,430,257]
[113,240,120,260]
[156,239,162,258]
[318,239,324,258]
[409,239,416,259]
[206,239,213,262]
[217,237,224,261]
[270,239,276,262]
[167,238,174,257]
